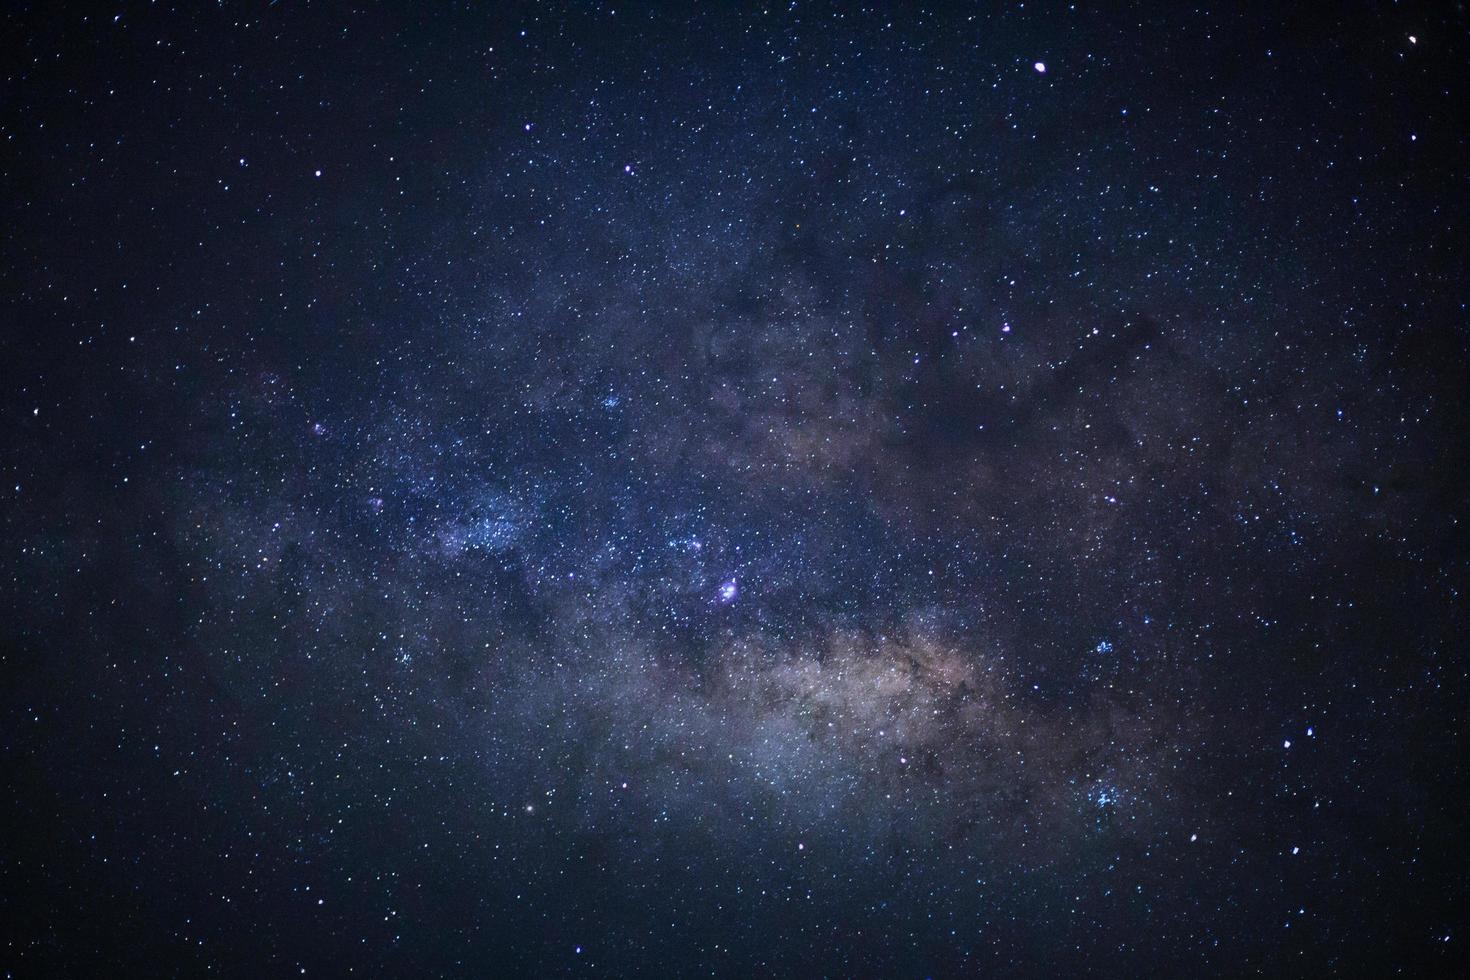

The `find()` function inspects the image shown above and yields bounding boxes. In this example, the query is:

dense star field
[3,2,1468,976]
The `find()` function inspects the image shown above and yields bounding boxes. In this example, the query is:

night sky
[4,2,1469,977]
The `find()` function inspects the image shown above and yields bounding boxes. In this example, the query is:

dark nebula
[3,2,1467,976]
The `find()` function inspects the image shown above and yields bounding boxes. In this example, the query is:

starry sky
[3,2,1469,977]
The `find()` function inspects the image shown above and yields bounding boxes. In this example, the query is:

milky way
[4,2,1468,976]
